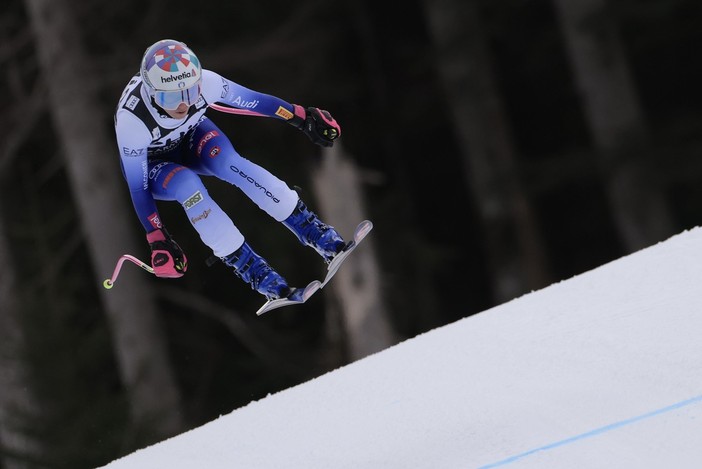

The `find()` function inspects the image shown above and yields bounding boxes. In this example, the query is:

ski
[255,279,322,316]
[255,219,373,316]
[320,220,373,288]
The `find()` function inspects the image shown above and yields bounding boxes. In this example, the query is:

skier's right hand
[146,228,188,278]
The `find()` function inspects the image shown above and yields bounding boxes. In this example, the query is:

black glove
[288,104,341,148]
[146,228,187,278]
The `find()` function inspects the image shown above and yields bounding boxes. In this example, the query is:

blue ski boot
[222,242,291,300]
[282,200,346,263]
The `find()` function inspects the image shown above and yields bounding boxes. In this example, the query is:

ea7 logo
[122,147,145,157]
[183,191,203,210]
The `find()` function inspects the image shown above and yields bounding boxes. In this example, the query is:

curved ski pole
[103,254,154,289]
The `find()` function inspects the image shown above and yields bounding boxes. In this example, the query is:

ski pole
[103,254,154,289]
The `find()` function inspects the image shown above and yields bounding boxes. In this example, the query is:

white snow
[99,227,702,469]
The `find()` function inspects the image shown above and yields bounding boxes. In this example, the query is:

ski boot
[222,242,291,300]
[282,200,345,263]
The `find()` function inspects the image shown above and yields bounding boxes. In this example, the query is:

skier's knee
[173,171,208,207]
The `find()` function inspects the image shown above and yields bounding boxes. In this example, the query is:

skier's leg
[281,200,345,263]
[186,118,297,221]
[220,242,290,300]
[149,161,242,257]
[188,119,345,263]
[149,161,290,299]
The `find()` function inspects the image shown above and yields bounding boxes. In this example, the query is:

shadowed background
[1,0,701,467]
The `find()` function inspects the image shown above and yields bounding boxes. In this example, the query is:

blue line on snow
[478,394,702,469]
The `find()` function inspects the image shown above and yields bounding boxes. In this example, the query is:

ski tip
[256,297,292,316]
[302,280,322,301]
[355,220,373,239]
[255,301,273,316]
[358,220,373,230]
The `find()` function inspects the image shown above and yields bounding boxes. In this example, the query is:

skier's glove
[288,104,341,148]
[146,228,187,278]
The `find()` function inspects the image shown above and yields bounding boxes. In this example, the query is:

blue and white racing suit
[114,69,300,257]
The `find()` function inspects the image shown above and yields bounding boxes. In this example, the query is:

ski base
[255,280,322,316]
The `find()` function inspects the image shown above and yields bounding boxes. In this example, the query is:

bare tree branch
[1,63,48,173]
[155,285,310,376]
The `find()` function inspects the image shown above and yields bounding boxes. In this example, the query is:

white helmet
[140,39,202,110]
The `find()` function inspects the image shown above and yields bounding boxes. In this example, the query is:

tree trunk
[422,0,551,302]
[0,215,36,469]
[23,0,185,438]
[553,0,675,250]
[311,145,397,361]
[346,0,444,328]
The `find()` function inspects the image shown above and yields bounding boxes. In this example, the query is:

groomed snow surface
[100,227,702,469]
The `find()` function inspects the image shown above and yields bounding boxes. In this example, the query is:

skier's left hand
[146,228,188,278]
[289,105,341,147]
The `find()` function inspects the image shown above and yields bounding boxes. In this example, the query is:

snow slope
[99,228,702,469]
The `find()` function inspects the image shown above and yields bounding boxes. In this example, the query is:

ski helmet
[140,39,202,110]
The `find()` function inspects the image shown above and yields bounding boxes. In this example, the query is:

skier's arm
[115,112,187,277]
[201,70,341,147]
[114,110,162,232]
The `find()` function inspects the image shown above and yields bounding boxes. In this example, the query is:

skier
[114,39,346,300]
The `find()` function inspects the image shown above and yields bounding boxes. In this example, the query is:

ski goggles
[153,83,201,110]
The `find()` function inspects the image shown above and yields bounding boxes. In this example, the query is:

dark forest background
[1,0,702,467]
